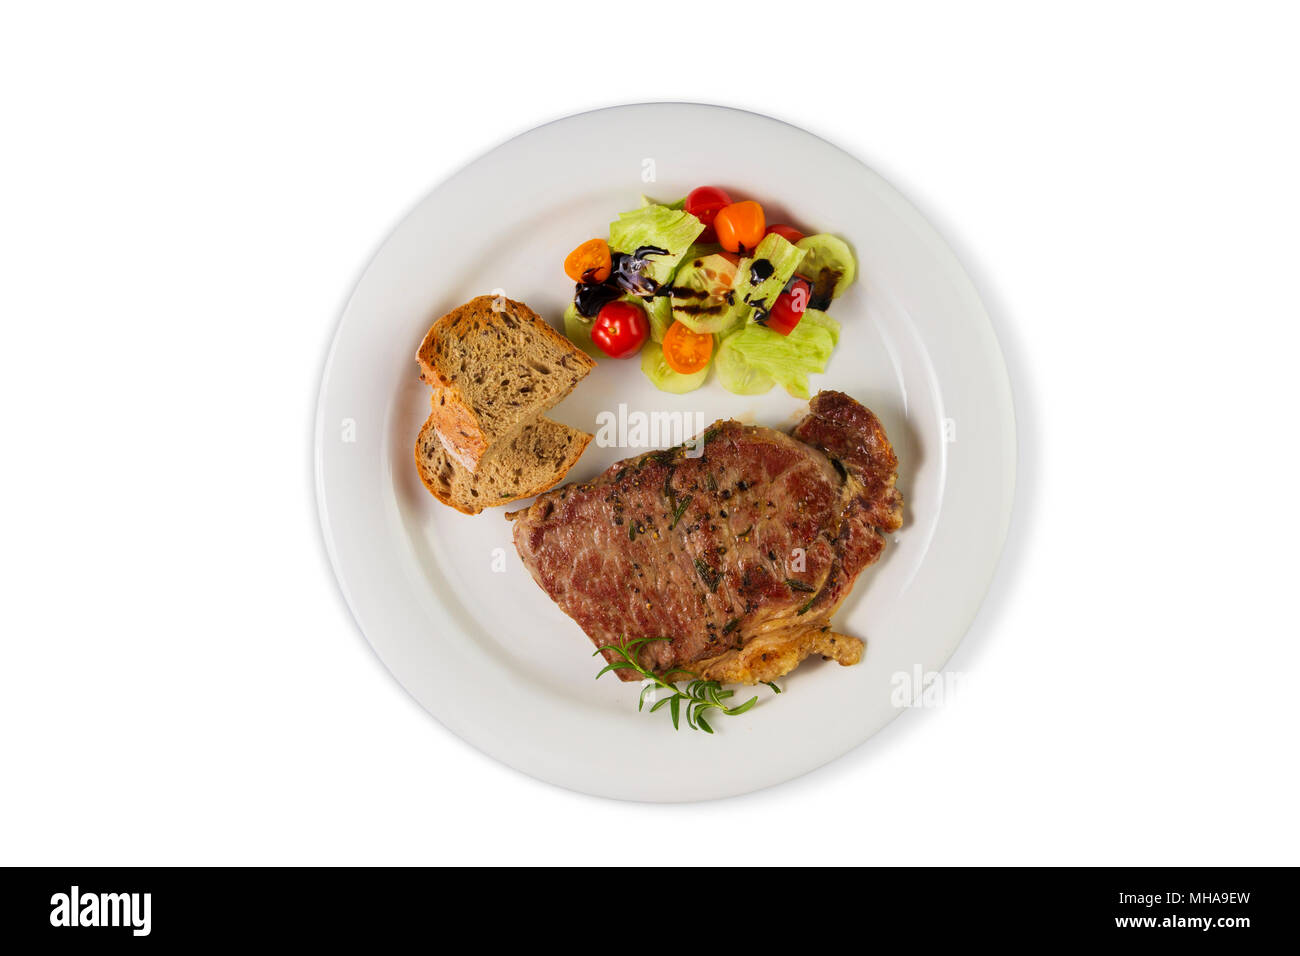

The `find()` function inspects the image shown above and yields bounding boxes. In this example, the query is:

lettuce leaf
[725,320,836,399]
[609,205,704,286]
[798,308,841,347]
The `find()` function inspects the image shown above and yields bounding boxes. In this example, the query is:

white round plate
[315,103,1015,802]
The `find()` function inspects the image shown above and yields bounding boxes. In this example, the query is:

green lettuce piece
[779,373,812,400]
[712,232,808,330]
[682,241,723,262]
[798,308,841,347]
[646,295,673,343]
[737,233,806,317]
[726,320,836,399]
[640,194,686,210]
[609,205,704,286]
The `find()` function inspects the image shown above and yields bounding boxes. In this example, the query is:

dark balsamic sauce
[674,302,725,318]
[748,258,774,285]
[573,281,623,318]
[806,267,839,311]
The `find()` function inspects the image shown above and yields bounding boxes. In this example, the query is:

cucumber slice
[795,234,856,308]
[640,342,708,394]
[668,252,740,334]
[715,332,774,396]
[647,295,673,343]
[780,374,811,400]
[563,302,602,359]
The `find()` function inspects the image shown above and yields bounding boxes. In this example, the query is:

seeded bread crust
[415,410,593,515]
[417,295,596,473]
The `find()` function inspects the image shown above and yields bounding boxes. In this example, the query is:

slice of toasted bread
[417,295,596,473]
[415,409,592,516]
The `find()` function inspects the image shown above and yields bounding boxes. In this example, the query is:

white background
[3,2,1297,865]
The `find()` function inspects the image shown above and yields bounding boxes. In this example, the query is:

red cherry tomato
[684,186,732,243]
[591,300,649,359]
[714,200,765,254]
[765,223,805,245]
[763,278,810,336]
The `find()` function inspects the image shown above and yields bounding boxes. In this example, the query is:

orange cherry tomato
[564,238,611,284]
[661,320,714,375]
[713,201,765,254]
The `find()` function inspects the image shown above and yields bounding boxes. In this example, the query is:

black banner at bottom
[1,866,1286,943]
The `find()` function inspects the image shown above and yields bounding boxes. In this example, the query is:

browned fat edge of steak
[508,391,903,682]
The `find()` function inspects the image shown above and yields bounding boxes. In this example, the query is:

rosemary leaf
[668,495,692,530]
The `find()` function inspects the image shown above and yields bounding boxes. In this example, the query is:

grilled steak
[507,391,903,684]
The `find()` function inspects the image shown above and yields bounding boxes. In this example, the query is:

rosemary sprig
[668,495,692,530]
[694,557,719,591]
[594,636,780,733]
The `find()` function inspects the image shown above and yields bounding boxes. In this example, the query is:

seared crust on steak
[508,391,903,684]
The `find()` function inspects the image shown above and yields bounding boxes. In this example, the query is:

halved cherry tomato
[684,186,732,243]
[564,238,611,284]
[765,223,805,245]
[714,200,765,254]
[763,278,810,336]
[661,320,714,374]
[591,300,648,359]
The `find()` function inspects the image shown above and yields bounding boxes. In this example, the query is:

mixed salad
[561,186,856,398]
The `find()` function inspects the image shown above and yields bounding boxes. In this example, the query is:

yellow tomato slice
[564,238,611,284]
[662,321,714,375]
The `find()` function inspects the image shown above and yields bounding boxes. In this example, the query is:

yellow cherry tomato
[661,320,714,375]
[564,238,611,284]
